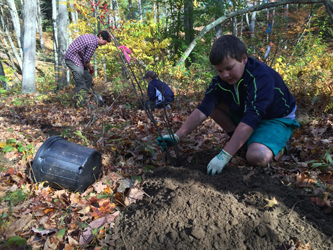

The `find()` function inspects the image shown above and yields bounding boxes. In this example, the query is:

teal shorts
[230,111,300,156]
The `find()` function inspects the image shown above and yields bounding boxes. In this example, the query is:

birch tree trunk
[21,0,37,94]
[0,8,23,71]
[138,0,142,21]
[52,0,59,82]
[6,0,23,58]
[0,31,16,69]
[57,0,68,89]
[69,2,77,33]
[37,0,45,51]
[112,0,120,27]
[177,0,323,65]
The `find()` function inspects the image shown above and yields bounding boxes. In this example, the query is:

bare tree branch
[178,0,326,65]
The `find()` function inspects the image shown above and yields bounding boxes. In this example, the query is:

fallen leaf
[93,182,107,194]
[264,197,278,208]
[125,187,145,206]
[68,236,79,246]
[79,227,93,246]
[5,214,32,240]
[31,227,56,236]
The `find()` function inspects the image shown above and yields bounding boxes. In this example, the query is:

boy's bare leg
[210,102,237,133]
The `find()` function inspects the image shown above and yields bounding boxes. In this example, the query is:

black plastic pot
[32,136,101,192]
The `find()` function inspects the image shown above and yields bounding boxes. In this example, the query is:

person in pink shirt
[65,31,111,108]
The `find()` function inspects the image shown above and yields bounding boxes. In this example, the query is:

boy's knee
[246,144,273,167]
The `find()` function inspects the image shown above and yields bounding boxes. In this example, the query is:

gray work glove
[207,149,232,176]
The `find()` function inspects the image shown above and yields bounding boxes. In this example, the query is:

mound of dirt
[109,151,333,250]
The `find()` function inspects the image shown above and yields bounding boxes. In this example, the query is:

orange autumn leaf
[44,208,54,214]
[99,201,116,214]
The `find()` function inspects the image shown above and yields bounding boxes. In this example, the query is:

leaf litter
[0,90,333,248]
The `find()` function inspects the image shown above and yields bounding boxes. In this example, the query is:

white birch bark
[112,0,120,27]
[0,9,23,70]
[138,0,142,21]
[21,0,37,94]
[57,0,68,88]
[37,0,45,51]
[52,0,59,81]
[0,31,16,69]
[6,0,23,58]
[69,2,77,33]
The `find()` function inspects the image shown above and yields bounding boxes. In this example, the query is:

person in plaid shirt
[65,31,111,108]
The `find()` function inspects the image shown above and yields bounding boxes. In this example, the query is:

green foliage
[307,148,333,170]
[5,189,28,206]
[1,139,35,160]
[274,32,333,114]
[0,212,8,227]
[3,236,30,248]
[74,130,88,146]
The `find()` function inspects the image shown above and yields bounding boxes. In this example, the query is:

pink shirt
[65,34,98,68]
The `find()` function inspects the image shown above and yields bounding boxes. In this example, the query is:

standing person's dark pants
[65,59,93,107]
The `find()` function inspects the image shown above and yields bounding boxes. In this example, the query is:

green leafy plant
[5,189,28,206]
[3,236,30,249]
[307,149,333,170]
[1,212,8,227]
[74,130,88,146]
[60,129,70,138]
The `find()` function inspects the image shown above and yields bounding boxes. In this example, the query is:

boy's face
[214,54,247,85]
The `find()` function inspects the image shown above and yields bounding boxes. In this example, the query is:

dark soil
[109,151,333,250]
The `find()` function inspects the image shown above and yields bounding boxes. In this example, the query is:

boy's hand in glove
[157,134,179,151]
[207,149,232,176]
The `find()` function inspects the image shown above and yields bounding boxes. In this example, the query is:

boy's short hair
[98,30,111,42]
[209,35,247,65]
[143,71,157,79]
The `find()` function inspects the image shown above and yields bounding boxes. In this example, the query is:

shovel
[91,85,105,106]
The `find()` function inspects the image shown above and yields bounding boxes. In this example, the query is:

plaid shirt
[65,34,98,69]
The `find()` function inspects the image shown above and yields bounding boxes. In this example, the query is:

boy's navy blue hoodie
[148,79,174,105]
[197,57,296,129]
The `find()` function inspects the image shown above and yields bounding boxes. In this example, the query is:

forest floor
[0,89,333,250]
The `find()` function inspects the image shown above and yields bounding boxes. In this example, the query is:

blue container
[32,136,102,192]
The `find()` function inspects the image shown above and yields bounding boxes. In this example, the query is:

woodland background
[0,0,333,249]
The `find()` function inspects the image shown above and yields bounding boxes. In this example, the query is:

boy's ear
[242,54,248,64]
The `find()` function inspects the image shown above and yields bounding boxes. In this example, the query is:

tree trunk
[0,60,7,92]
[112,0,120,27]
[52,0,59,82]
[21,0,37,94]
[128,0,133,19]
[57,0,68,89]
[184,0,194,65]
[0,31,16,69]
[323,0,333,23]
[156,0,160,23]
[6,0,23,58]
[138,0,142,21]
[0,8,23,71]
[178,0,322,65]
[37,0,45,51]
[232,17,237,36]
[69,2,77,33]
